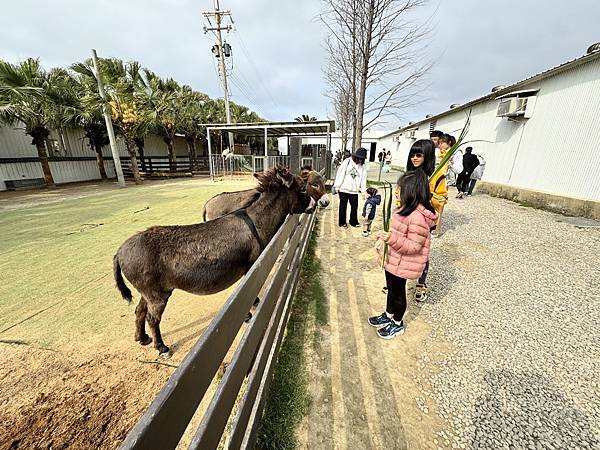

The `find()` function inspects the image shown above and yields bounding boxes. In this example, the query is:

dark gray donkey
[202,165,329,221]
[113,166,314,356]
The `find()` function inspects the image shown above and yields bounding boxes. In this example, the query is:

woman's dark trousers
[385,270,407,322]
[338,192,359,226]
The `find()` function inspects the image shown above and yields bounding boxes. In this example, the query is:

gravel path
[418,188,600,449]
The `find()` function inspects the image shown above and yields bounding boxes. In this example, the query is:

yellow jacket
[429,165,448,217]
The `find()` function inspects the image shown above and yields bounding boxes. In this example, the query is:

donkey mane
[255,166,299,193]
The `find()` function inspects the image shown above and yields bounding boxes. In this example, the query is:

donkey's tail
[202,206,207,222]
[113,255,132,303]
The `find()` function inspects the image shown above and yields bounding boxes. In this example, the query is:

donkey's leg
[146,291,172,356]
[134,297,152,346]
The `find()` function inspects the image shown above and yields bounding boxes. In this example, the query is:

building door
[369,142,377,162]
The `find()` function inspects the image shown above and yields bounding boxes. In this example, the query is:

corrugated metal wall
[392,57,600,201]
[0,125,191,191]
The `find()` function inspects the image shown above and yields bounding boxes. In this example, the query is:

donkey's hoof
[245,312,252,323]
[137,335,152,346]
[157,344,170,358]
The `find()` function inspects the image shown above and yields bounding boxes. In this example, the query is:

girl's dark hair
[397,170,435,217]
[366,187,378,196]
[439,134,453,145]
[406,139,435,176]
[351,155,365,165]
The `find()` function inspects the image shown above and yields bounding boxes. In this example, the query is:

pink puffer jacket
[378,205,437,280]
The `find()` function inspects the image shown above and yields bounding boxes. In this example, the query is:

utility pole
[91,49,125,187]
[203,1,235,153]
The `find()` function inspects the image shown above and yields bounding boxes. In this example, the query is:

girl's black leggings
[385,270,407,322]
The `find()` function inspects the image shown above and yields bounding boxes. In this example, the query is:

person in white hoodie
[333,147,368,227]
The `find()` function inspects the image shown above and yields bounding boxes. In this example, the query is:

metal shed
[204,120,335,178]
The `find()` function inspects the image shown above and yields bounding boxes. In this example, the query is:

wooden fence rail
[118,211,316,450]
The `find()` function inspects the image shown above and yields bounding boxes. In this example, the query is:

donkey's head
[255,166,315,214]
[300,165,330,208]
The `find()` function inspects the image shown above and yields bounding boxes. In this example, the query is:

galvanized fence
[118,210,316,450]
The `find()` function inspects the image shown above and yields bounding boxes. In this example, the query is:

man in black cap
[333,147,368,227]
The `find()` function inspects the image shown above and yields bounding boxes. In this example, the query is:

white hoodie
[333,157,368,194]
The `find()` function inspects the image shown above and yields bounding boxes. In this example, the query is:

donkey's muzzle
[318,194,330,208]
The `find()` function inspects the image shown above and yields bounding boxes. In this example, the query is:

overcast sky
[1,0,599,130]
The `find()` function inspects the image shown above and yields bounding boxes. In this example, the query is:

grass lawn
[0,177,255,350]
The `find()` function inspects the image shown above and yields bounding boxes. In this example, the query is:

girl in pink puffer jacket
[370,170,438,339]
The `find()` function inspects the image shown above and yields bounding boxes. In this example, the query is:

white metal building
[384,44,600,202]
[0,126,191,191]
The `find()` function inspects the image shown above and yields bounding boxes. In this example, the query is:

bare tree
[322,0,431,149]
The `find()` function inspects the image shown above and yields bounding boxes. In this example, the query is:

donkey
[113,166,315,356]
[202,165,329,222]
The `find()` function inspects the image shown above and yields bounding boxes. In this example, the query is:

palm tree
[294,114,318,122]
[73,58,147,184]
[0,58,77,187]
[138,71,183,172]
[178,88,210,165]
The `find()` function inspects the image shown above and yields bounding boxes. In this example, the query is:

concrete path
[298,188,600,450]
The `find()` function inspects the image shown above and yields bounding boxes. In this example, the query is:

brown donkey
[202,165,329,221]
[113,166,314,356]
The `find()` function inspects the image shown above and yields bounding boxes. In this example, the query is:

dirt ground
[297,196,453,450]
[0,176,254,450]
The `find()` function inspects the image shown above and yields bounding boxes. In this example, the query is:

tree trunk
[126,137,143,185]
[135,137,146,172]
[94,145,108,180]
[167,140,176,173]
[34,139,55,188]
[354,1,375,149]
[186,138,196,171]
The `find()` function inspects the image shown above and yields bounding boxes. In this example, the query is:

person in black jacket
[456,147,480,198]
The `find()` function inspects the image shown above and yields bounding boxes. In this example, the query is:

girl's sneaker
[362,230,370,237]
[415,284,429,302]
[368,313,392,328]
[377,321,405,339]
[382,286,388,294]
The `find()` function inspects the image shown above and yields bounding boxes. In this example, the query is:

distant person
[448,148,464,187]
[430,130,444,148]
[362,187,381,237]
[467,154,486,196]
[333,147,368,227]
[456,147,480,198]
[383,150,393,173]
[377,150,385,163]
[370,170,437,339]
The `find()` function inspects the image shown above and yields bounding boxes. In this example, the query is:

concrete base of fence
[477,181,600,220]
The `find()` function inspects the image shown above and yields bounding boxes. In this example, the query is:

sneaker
[456,192,463,199]
[415,284,429,302]
[362,230,369,237]
[340,224,348,228]
[377,321,405,339]
[368,313,392,328]
[382,286,388,294]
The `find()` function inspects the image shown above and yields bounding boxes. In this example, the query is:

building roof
[203,120,335,137]
[384,47,600,136]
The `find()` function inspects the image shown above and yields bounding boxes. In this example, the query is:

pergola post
[207,127,214,180]
[264,126,268,170]
[325,124,331,176]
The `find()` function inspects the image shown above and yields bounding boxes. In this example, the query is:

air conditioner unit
[497,97,528,117]
[405,129,416,139]
[392,134,400,142]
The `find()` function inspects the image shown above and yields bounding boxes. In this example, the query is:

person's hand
[375,238,384,253]
[379,231,391,242]
[361,192,366,200]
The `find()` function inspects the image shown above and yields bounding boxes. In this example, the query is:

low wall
[477,181,600,220]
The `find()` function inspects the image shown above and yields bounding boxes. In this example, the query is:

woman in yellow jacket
[405,138,449,302]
